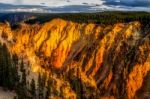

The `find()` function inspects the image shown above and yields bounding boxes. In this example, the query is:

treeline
[25,11,150,27]
[0,43,52,99]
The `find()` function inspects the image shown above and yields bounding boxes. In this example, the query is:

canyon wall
[0,19,149,99]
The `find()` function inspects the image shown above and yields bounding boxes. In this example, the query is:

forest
[25,11,150,27]
[0,43,52,99]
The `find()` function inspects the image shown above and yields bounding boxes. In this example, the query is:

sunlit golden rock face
[126,36,150,99]
[0,19,149,98]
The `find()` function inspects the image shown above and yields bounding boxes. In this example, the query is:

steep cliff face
[0,19,149,98]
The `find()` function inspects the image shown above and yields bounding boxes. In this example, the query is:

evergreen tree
[21,69,27,86]
[30,79,36,99]
[38,73,42,99]
[20,59,24,73]
[45,77,52,99]
[16,82,27,99]
[10,55,20,90]
[38,73,47,99]
[13,96,17,99]
[16,59,28,99]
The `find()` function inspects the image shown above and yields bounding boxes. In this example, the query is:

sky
[0,0,150,12]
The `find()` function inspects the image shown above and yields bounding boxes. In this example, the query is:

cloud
[14,0,22,4]
[47,5,104,13]
[0,0,104,7]
[0,3,105,13]
[0,0,150,12]
[103,0,150,7]
[0,3,48,12]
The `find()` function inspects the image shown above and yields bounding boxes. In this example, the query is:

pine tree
[20,59,24,73]
[22,69,27,85]
[12,54,18,66]
[38,73,42,99]
[2,44,11,89]
[21,66,28,98]
[45,77,52,99]
[10,54,20,90]
[13,96,17,99]
[38,73,47,99]
[16,59,28,99]
[16,83,27,99]
[30,79,36,99]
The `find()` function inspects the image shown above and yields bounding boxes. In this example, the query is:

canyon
[0,17,149,99]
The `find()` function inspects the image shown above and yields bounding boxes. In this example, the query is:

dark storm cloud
[103,0,150,7]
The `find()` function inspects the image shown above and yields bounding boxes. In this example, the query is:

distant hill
[0,13,38,25]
